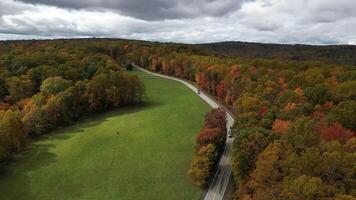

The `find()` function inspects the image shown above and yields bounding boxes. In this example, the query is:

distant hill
[1,38,355,67]
[198,41,356,66]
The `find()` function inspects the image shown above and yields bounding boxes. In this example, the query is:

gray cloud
[0,0,356,45]
[19,0,247,20]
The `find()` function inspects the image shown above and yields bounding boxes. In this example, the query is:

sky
[0,0,355,44]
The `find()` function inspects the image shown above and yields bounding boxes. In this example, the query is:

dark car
[228,130,232,138]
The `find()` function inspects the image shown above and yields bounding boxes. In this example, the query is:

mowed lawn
[0,69,210,200]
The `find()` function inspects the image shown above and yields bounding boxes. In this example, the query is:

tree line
[0,40,144,167]
[188,108,227,187]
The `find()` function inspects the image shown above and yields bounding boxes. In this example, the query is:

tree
[344,138,356,153]
[216,81,225,99]
[244,140,293,200]
[281,176,334,200]
[40,76,72,96]
[234,112,259,131]
[27,65,59,91]
[232,127,277,182]
[6,75,34,102]
[276,90,299,106]
[326,101,356,130]
[234,94,264,114]
[304,84,331,105]
[58,81,88,120]
[85,73,109,111]
[22,97,48,136]
[333,80,356,102]
[272,119,291,134]
[204,108,227,133]
[284,118,320,154]
[304,67,325,86]
[188,144,216,187]
[0,110,26,155]
[196,128,223,150]
[318,144,355,194]
[42,96,62,128]
[315,122,355,143]
[0,76,8,99]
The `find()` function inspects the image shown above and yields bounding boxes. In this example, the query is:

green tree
[304,67,325,86]
[0,110,26,155]
[40,76,72,96]
[281,176,334,200]
[304,84,331,105]
[284,118,320,154]
[234,94,264,114]
[326,101,356,130]
[232,127,277,182]
[27,65,59,91]
[6,75,34,102]
[333,80,356,102]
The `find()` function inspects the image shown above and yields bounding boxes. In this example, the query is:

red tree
[205,108,227,133]
[216,81,225,100]
[0,102,11,111]
[257,106,269,117]
[196,128,223,149]
[272,119,291,134]
[315,122,355,143]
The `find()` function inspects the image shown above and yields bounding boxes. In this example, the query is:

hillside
[199,41,356,66]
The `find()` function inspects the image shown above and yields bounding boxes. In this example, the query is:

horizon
[1,37,356,47]
[1,0,356,45]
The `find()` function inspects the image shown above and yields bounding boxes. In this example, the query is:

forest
[0,38,355,200]
[129,41,356,200]
[199,41,356,67]
[0,39,145,166]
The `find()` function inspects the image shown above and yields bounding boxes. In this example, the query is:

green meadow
[0,69,210,200]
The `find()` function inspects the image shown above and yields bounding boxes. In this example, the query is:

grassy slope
[0,70,210,200]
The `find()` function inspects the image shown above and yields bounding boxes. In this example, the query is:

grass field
[0,69,210,200]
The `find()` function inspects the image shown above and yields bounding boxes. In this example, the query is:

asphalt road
[133,65,234,200]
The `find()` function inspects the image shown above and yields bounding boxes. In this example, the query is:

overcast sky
[0,0,355,44]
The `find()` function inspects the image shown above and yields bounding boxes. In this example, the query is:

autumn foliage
[189,108,227,187]
[315,122,355,143]
[0,40,144,163]
[272,119,291,134]
[1,39,356,199]
[128,41,356,199]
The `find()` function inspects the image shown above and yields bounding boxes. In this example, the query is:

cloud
[18,0,247,20]
[0,0,356,45]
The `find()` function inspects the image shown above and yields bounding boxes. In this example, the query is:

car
[227,130,232,138]
[197,89,201,94]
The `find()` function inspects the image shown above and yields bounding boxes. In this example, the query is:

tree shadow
[0,143,57,200]
[48,100,163,136]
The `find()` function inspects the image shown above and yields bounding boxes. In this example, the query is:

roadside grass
[0,69,210,200]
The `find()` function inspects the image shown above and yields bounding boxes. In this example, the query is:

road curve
[133,64,234,200]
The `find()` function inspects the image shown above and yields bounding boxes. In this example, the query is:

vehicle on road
[228,130,232,138]
[197,89,201,94]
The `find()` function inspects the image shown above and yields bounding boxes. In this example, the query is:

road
[133,64,234,200]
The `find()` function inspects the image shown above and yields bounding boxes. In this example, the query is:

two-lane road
[133,64,234,200]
